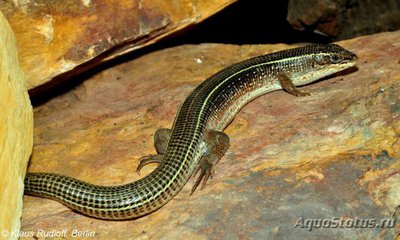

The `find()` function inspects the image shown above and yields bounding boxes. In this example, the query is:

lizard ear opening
[314,55,329,65]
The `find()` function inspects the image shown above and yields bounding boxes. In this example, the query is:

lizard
[25,44,357,220]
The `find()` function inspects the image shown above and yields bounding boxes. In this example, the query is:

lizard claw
[136,154,163,175]
[190,158,215,195]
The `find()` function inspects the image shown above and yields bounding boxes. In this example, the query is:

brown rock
[0,11,33,240]
[287,0,400,40]
[23,31,399,239]
[0,0,236,91]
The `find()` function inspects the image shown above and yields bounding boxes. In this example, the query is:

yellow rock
[0,11,33,240]
[0,0,237,90]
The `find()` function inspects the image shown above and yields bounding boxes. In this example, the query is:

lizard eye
[330,55,343,63]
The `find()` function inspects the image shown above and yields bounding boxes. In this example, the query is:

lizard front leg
[277,73,311,97]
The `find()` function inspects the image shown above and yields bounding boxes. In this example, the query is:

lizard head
[290,43,358,86]
[312,44,358,68]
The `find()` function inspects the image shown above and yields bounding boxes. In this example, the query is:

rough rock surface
[287,0,400,40]
[0,11,33,240]
[0,0,236,91]
[22,31,399,239]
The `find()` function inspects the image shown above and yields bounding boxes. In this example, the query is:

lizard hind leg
[136,128,171,175]
[190,130,230,195]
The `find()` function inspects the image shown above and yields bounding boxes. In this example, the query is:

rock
[287,0,400,40]
[0,10,33,240]
[22,31,399,239]
[0,0,236,91]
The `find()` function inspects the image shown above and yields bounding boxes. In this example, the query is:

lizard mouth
[348,52,358,61]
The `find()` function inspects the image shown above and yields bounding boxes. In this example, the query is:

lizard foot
[190,156,216,195]
[136,154,163,175]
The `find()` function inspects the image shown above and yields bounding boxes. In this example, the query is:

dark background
[160,0,330,46]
